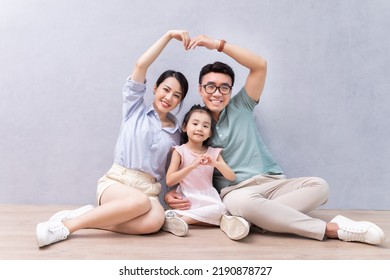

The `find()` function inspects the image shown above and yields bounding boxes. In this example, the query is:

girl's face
[183,111,212,144]
[153,77,183,114]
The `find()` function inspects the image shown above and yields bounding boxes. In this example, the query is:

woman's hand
[168,30,191,50]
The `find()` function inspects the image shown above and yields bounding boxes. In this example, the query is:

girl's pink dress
[170,144,227,225]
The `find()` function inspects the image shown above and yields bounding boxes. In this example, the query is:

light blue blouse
[113,79,181,181]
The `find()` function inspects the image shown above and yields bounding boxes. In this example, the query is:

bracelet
[217,39,226,52]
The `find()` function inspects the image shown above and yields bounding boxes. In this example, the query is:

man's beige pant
[222,175,329,240]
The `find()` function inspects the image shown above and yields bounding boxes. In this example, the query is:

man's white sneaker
[330,215,385,245]
[220,214,250,241]
[49,204,94,222]
[36,220,70,248]
[162,210,188,237]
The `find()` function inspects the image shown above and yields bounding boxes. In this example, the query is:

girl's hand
[169,30,191,50]
[189,155,202,169]
[190,154,212,168]
[200,153,215,166]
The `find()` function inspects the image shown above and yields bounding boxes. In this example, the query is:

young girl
[162,105,249,240]
[36,30,190,247]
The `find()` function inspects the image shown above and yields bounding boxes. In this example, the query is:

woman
[36,30,190,247]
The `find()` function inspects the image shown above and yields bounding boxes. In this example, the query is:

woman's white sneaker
[36,220,70,248]
[330,215,385,245]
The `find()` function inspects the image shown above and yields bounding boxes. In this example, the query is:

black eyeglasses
[202,84,232,95]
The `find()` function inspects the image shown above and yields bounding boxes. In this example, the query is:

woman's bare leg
[63,184,160,234]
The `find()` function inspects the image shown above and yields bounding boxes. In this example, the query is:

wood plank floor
[0,205,389,260]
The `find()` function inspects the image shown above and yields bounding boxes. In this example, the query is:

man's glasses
[202,84,232,95]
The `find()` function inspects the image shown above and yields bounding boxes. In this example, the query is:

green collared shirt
[211,87,283,192]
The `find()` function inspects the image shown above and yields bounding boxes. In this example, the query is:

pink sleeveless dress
[170,144,227,225]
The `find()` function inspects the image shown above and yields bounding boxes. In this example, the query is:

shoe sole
[162,217,188,237]
[49,205,94,222]
[220,215,250,241]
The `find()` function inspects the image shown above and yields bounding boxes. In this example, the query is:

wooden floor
[1,205,389,260]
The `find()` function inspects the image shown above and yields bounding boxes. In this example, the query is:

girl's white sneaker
[162,210,188,237]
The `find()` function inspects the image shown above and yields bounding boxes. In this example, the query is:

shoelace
[339,226,368,242]
[48,223,68,241]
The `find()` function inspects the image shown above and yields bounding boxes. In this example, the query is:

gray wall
[1,0,389,209]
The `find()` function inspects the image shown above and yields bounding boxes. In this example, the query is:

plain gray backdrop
[1,0,389,209]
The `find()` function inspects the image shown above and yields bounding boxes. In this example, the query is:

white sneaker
[162,210,188,237]
[36,220,70,247]
[49,205,94,222]
[330,215,385,245]
[220,214,250,241]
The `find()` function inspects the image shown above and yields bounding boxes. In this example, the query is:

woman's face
[153,77,183,114]
[199,72,232,120]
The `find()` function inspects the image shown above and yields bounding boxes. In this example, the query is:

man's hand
[188,34,219,50]
[164,189,191,210]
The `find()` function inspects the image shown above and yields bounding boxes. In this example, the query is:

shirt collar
[146,104,180,133]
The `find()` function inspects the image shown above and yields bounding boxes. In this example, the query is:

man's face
[199,72,233,120]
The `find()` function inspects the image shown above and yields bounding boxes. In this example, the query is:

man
[165,34,384,245]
